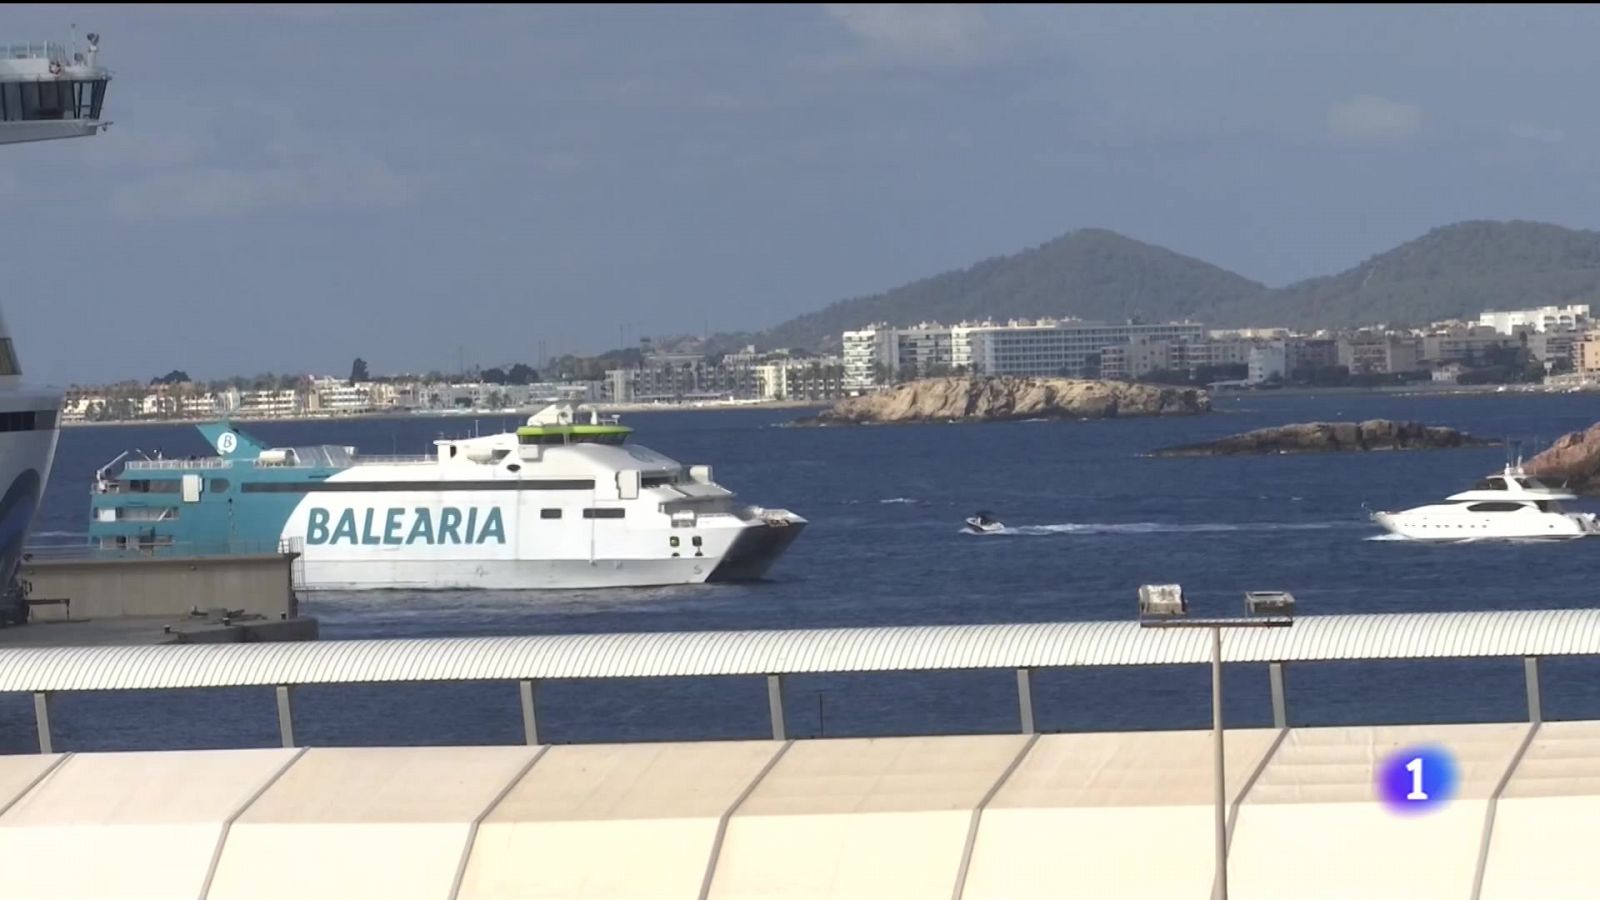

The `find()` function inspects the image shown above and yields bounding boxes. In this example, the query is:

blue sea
[10,390,1600,753]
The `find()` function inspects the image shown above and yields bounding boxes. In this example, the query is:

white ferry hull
[300,556,721,591]
[0,387,62,591]
[295,523,804,590]
[0,426,59,580]
[279,489,806,591]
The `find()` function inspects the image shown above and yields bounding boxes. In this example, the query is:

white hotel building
[1477,304,1590,334]
[842,319,1207,391]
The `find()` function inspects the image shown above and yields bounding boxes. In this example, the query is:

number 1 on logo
[1405,757,1428,800]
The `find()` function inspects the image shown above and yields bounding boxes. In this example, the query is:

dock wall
[18,552,299,622]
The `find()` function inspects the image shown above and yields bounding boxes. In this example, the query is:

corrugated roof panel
[3,610,1599,693]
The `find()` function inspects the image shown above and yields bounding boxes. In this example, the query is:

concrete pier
[2,549,316,646]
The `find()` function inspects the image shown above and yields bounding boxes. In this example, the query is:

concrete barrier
[205,746,537,900]
[1479,720,1600,899]
[20,552,298,622]
[458,741,781,900]
[0,723,1596,898]
[1229,723,1528,900]
[708,734,1031,899]
[962,728,1281,898]
[0,749,297,900]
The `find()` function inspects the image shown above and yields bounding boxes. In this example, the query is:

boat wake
[879,498,920,505]
[964,521,1365,536]
[1365,533,1583,545]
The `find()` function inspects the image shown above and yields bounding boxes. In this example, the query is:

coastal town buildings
[54,302,1600,425]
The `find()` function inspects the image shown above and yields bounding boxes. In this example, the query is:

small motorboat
[965,511,1005,534]
[1370,459,1600,542]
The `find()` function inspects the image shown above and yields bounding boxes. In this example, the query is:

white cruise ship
[0,33,112,611]
[87,404,808,590]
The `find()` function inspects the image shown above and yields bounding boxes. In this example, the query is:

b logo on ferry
[305,507,507,545]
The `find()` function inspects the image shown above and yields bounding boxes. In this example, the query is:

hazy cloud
[822,4,999,67]
[80,128,211,169]
[1328,95,1423,144]
[1509,123,1566,144]
[110,142,410,219]
[143,4,399,20]
[17,4,1600,385]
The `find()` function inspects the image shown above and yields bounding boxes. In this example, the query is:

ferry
[0,32,112,614]
[86,404,808,590]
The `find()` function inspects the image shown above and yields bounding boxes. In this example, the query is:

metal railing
[22,537,301,562]
[2,43,65,61]
[120,454,445,471]
[2,609,1591,754]
[122,458,231,471]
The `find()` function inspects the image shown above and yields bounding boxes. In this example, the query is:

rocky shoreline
[1527,424,1600,493]
[794,377,1210,426]
[1149,419,1496,457]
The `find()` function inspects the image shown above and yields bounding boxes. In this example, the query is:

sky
[8,4,1600,384]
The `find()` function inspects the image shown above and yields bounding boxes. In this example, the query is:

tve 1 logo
[1375,745,1459,815]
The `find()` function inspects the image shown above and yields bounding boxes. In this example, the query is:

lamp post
[1138,585,1295,900]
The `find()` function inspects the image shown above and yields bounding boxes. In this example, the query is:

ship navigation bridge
[0,33,110,145]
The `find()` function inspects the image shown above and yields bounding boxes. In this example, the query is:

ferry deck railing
[2,42,65,61]
[119,454,437,472]
[1,608,1592,754]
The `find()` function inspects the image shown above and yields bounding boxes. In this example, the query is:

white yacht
[87,404,808,590]
[0,33,110,612]
[1371,462,1600,542]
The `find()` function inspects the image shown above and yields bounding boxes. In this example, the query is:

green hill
[1213,220,1600,328]
[743,220,1600,351]
[754,229,1266,351]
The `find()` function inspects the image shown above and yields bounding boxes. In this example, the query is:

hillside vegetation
[729,220,1600,352]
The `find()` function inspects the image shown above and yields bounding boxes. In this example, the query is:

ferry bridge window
[73,79,105,119]
[11,81,64,121]
[0,338,19,376]
[210,479,229,494]
[0,79,107,122]
[36,80,68,118]
[540,508,561,519]
[0,410,53,432]
[583,508,626,519]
